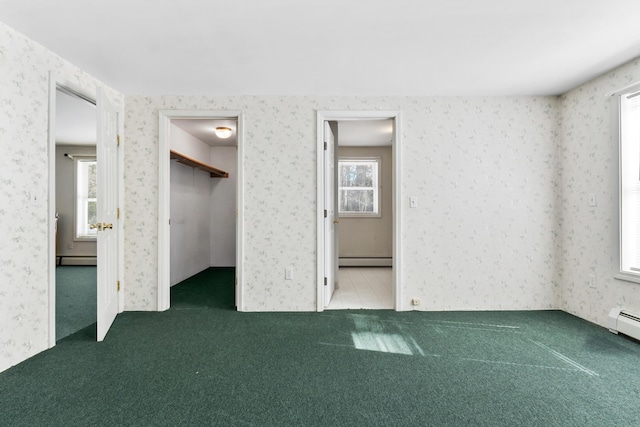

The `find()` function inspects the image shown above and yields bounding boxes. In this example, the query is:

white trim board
[157,110,244,312]
[316,110,403,312]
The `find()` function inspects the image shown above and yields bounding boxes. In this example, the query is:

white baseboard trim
[57,256,97,266]
[339,257,392,267]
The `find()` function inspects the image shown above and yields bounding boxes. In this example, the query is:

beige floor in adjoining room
[327,267,393,310]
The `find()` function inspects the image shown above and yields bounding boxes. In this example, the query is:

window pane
[339,189,375,213]
[88,200,97,225]
[87,162,97,198]
[339,163,374,188]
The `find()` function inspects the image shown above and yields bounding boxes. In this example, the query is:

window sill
[614,272,640,284]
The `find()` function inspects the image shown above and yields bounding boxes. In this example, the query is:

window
[76,158,97,239]
[619,89,640,278]
[338,158,380,217]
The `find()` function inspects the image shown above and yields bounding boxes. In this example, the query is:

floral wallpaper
[560,58,640,326]
[124,96,562,313]
[0,21,124,372]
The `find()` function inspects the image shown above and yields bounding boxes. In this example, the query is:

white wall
[560,57,640,327]
[169,123,212,285]
[55,145,97,259]
[0,21,124,373]
[337,145,393,260]
[210,146,237,267]
[124,95,562,312]
[170,124,211,161]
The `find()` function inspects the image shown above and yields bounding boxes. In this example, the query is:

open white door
[324,122,336,306]
[96,88,119,341]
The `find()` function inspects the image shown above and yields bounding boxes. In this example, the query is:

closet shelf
[170,150,228,178]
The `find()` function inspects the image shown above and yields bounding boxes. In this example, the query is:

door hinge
[324,277,327,286]
[117,135,121,147]
[116,208,120,219]
[324,141,327,150]
[324,209,327,218]
[117,280,121,292]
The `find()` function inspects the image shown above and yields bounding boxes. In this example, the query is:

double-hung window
[338,158,380,217]
[619,89,640,279]
[76,158,97,239]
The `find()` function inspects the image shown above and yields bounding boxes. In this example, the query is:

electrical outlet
[411,298,420,306]
[285,267,293,280]
[67,242,73,249]
[589,274,596,289]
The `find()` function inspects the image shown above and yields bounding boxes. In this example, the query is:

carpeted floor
[2,267,640,426]
[55,266,97,341]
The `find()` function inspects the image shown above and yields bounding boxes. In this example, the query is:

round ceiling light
[215,126,233,139]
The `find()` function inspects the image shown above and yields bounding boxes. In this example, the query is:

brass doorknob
[90,223,103,231]
[104,223,113,230]
[333,219,340,224]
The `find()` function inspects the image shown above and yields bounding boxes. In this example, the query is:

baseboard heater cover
[608,308,640,340]
[339,257,392,267]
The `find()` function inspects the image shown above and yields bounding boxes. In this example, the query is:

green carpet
[55,266,97,341]
[2,267,640,426]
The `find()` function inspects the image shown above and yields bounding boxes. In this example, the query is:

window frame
[337,156,382,218]
[616,87,640,283]
[74,156,98,240]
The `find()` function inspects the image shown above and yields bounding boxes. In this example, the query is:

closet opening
[158,111,244,311]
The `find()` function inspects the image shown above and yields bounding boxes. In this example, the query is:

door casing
[316,111,403,311]
[157,110,244,312]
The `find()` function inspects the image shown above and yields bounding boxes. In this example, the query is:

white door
[96,88,119,341]
[324,122,337,306]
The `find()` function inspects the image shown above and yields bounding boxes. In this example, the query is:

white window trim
[338,156,381,218]
[617,87,640,283]
[74,156,97,241]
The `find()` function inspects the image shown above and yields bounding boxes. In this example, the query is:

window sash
[76,158,97,239]
[338,158,380,216]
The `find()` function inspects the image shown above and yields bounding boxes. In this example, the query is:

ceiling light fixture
[215,126,232,139]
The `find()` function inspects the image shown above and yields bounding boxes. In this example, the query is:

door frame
[47,73,125,347]
[316,110,402,311]
[157,110,244,312]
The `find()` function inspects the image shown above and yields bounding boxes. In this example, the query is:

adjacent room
[54,87,98,340]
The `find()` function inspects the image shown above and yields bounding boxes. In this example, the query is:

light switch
[588,193,597,207]
[410,197,418,208]
[285,267,293,280]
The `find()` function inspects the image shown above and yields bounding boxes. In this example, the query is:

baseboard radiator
[608,308,640,340]
[339,257,392,267]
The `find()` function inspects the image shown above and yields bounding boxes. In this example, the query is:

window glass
[338,159,380,216]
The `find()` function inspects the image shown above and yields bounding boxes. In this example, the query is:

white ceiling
[337,120,393,147]
[172,119,238,147]
[2,1,640,96]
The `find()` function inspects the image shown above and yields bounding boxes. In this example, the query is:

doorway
[48,77,122,347]
[53,87,98,340]
[316,111,402,311]
[157,110,244,311]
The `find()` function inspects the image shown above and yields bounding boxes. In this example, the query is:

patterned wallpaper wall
[124,96,562,313]
[0,22,124,372]
[560,58,640,326]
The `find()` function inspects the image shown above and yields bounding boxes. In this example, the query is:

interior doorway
[48,78,122,346]
[53,87,98,340]
[157,111,244,312]
[316,111,402,311]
